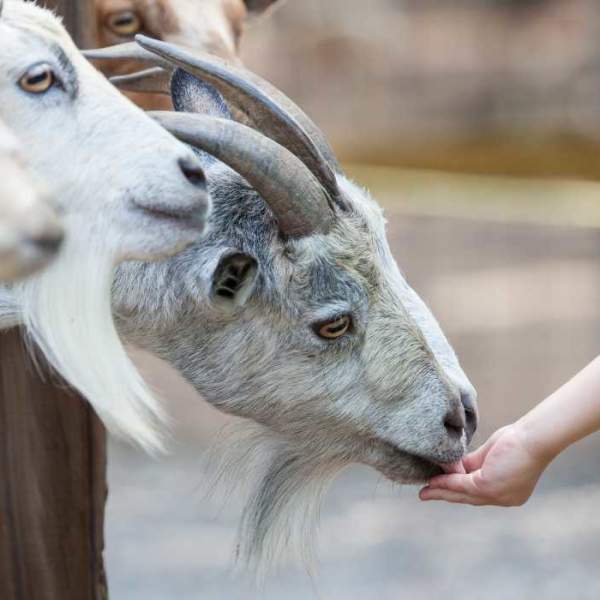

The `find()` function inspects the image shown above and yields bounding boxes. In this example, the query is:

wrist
[512,417,561,467]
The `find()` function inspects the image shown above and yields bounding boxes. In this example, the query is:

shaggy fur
[202,421,350,580]
[16,238,169,447]
[0,1,209,451]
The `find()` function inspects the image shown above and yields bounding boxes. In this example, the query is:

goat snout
[443,402,465,439]
[179,156,206,189]
[443,389,478,444]
[133,153,210,229]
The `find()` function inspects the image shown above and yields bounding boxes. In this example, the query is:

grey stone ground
[106,183,600,600]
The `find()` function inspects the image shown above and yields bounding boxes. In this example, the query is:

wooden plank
[41,0,98,48]
[0,329,108,600]
[0,1,108,599]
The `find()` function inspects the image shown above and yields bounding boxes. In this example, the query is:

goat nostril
[444,422,464,438]
[460,391,479,442]
[443,406,465,439]
[464,406,477,425]
[179,157,206,189]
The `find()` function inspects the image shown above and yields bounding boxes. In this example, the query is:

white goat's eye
[19,64,55,94]
[106,10,142,36]
[316,315,352,340]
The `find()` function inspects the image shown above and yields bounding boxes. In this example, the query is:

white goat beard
[5,235,167,453]
[202,422,347,583]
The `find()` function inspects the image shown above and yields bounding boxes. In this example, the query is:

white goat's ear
[210,251,258,309]
[243,0,285,17]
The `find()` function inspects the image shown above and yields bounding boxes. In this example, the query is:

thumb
[463,428,505,472]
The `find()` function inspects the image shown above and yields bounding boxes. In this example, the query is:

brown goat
[93,0,282,108]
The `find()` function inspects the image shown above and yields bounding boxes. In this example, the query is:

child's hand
[419,424,550,507]
[420,357,600,507]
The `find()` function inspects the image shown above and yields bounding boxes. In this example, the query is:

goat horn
[83,42,171,69]
[135,35,342,204]
[0,1,4,18]
[150,111,334,238]
[110,67,172,95]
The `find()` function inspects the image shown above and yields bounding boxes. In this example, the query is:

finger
[463,433,501,472]
[419,487,486,505]
[426,473,482,495]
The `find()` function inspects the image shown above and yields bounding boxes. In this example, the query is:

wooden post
[41,0,98,48]
[0,330,108,600]
[0,2,107,599]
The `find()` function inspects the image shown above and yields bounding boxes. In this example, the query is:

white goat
[0,0,210,452]
[0,118,63,281]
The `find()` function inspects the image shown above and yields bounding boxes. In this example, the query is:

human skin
[420,355,600,507]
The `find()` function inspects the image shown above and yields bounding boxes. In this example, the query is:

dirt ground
[106,171,600,600]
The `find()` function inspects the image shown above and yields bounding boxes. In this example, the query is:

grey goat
[92,37,479,576]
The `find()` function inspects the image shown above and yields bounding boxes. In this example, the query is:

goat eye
[316,315,352,340]
[19,64,55,94]
[106,10,142,36]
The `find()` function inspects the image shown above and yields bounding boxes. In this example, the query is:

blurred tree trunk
[0,2,108,600]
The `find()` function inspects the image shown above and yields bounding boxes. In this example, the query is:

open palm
[420,425,549,507]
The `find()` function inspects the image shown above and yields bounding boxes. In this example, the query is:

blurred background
[108,1,600,598]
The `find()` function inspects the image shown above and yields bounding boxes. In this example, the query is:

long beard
[4,234,167,453]
[202,421,348,582]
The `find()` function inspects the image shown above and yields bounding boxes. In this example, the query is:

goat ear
[243,0,284,17]
[171,69,231,118]
[210,252,258,309]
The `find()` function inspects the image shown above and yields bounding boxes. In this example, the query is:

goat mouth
[373,442,453,483]
[134,204,208,232]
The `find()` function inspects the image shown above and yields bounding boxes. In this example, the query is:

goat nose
[461,389,479,444]
[443,402,466,440]
[179,156,206,189]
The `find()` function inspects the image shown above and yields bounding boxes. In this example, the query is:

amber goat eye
[106,10,142,36]
[19,64,55,94]
[316,315,352,340]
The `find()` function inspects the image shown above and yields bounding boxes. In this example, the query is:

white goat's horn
[135,35,342,204]
[110,67,172,95]
[150,111,334,238]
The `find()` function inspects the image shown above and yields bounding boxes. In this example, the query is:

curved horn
[110,67,172,95]
[83,42,171,69]
[135,35,342,202]
[150,111,334,238]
